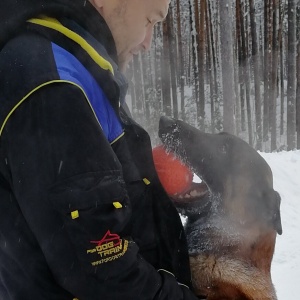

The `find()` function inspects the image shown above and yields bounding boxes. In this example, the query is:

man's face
[93,0,170,72]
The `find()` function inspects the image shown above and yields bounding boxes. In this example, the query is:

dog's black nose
[158,116,179,140]
[159,116,176,130]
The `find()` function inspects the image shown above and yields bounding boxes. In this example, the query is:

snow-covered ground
[261,150,300,299]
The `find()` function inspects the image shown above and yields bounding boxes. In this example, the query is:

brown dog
[158,117,282,300]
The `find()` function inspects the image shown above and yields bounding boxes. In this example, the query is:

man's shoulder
[0,31,59,99]
[1,31,56,71]
[0,31,60,133]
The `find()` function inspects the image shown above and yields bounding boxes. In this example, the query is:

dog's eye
[219,144,228,154]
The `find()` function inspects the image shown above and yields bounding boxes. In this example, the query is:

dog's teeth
[190,190,199,197]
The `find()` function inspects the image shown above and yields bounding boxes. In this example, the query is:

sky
[261,150,300,299]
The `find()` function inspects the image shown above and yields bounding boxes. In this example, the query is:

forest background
[126,0,300,152]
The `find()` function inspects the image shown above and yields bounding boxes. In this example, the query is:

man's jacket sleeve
[2,83,198,300]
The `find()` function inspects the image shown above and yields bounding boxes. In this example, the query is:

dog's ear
[264,190,282,235]
[250,189,283,235]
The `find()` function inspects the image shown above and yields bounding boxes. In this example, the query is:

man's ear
[90,0,104,11]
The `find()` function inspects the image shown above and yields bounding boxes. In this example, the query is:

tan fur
[188,175,279,299]
[188,176,279,299]
[190,183,277,300]
[190,254,277,300]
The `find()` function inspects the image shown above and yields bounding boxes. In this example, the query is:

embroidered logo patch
[87,230,128,266]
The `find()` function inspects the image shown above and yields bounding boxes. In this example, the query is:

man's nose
[142,27,154,51]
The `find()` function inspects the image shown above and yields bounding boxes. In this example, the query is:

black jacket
[0,1,197,299]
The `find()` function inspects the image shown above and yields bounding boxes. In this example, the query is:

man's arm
[4,83,198,299]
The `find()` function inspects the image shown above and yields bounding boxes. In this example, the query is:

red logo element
[90,230,121,247]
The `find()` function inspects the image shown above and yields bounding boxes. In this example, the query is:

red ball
[152,145,193,196]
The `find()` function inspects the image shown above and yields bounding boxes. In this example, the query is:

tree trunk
[297,40,300,149]
[162,19,172,116]
[132,55,144,124]
[127,63,136,113]
[249,0,263,150]
[176,0,186,121]
[287,0,297,150]
[263,0,272,144]
[197,0,206,130]
[207,0,218,133]
[167,5,178,119]
[296,5,300,149]
[235,0,241,137]
[279,1,285,136]
[189,0,199,124]
[244,3,253,146]
[141,54,151,126]
[269,0,279,151]
[206,24,214,133]
[154,25,163,112]
[219,0,236,134]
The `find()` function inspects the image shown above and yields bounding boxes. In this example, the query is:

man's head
[90,0,170,72]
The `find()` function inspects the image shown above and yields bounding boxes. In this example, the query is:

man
[0,0,198,299]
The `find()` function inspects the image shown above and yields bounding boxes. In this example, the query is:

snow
[187,150,300,299]
[261,150,300,299]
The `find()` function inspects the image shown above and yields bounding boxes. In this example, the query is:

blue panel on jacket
[51,42,123,143]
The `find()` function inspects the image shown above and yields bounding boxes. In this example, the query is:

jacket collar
[27,15,128,111]
[0,0,118,64]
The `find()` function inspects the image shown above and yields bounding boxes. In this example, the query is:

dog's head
[159,117,282,299]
